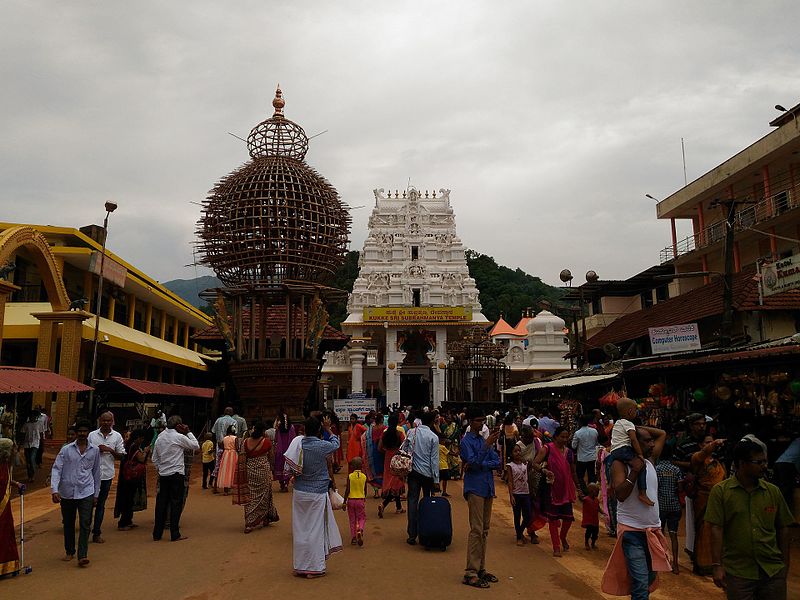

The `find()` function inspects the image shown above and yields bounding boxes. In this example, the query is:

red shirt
[582,496,600,527]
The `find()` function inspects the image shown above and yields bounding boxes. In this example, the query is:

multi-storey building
[580,102,800,359]
[0,222,214,438]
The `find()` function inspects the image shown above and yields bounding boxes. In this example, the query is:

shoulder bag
[390,428,417,477]
[122,448,146,481]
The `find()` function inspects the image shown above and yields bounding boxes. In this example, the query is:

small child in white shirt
[608,397,653,506]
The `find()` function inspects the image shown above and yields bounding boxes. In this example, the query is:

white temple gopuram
[321,187,489,408]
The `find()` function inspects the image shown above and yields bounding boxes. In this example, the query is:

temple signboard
[363,306,473,323]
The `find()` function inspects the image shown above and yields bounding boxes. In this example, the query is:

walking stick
[17,484,32,575]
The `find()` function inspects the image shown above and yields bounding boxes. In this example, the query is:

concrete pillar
[431,327,448,407]
[32,318,58,406]
[127,294,136,329]
[385,328,401,407]
[348,339,367,394]
[31,310,91,440]
[144,302,153,335]
[0,280,21,361]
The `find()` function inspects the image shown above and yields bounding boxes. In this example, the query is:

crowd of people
[0,399,796,600]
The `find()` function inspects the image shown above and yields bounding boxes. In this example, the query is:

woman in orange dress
[346,414,367,473]
[216,426,238,494]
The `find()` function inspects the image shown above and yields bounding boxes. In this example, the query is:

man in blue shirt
[538,410,559,437]
[571,415,599,493]
[51,419,101,567]
[403,410,440,545]
[461,407,501,588]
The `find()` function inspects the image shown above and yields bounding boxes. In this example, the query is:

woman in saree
[0,438,22,577]
[361,412,385,498]
[516,425,543,543]
[329,412,344,473]
[532,426,583,557]
[216,425,238,494]
[378,413,406,517]
[273,413,296,492]
[287,415,342,578]
[114,429,149,530]
[233,422,278,533]
[690,434,727,575]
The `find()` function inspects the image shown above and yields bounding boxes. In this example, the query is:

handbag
[122,449,146,481]
[390,429,417,477]
[329,488,344,510]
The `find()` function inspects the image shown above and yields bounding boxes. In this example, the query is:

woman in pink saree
[532,426,582,556]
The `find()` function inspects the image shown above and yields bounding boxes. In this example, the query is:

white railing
[660,187,797,263]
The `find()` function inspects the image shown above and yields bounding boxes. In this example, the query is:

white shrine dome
[527,309,565,334]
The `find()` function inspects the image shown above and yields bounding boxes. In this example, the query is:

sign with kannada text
[89,251,128,288]
[363,306,472,322]
[761,255,800,297]
[333,397,377,422]
[648,323,701,354]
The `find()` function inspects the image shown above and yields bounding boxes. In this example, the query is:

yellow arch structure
[0,225,71,310]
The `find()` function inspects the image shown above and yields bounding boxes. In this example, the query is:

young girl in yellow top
[343,457,367,546]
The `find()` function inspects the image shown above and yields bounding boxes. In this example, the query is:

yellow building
[0,222,214,439]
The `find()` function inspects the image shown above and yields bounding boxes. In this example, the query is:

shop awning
[501,373,619,395]
[0,367,93,394]
[110,377,214,399]
[627,343,800,371]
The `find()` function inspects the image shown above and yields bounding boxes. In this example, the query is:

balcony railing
[660,185,798,263]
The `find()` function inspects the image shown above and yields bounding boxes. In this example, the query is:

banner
[89,251,128,287]
[363,306,472,322]
[761,255,800,297]
[648,323,701,355]
[333,396,377,421]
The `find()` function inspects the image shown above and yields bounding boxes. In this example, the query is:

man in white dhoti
[286,415,342,578]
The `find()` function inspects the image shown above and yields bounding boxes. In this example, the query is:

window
[411,246,419,260]
[412,289,421,307]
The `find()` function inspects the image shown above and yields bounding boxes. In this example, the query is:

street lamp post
[88,201,118,417]
[559,269,599,368]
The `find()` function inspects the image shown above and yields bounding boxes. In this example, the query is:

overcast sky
[2,2,799,288]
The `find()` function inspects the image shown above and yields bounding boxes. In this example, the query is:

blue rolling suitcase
[418,495,452,550]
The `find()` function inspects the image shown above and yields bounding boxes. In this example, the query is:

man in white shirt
[51,419,101,566]
[21,412,41,482]
[152,415,199,542]
[87,411,125,543]
[34,405,50,467]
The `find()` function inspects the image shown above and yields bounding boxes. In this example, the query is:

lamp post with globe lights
[559,269,599,368]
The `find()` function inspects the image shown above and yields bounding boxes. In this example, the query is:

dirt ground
[3,458,798,600]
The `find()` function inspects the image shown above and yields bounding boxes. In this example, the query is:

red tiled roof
[0,367,92,394]
[192,304,348,342]
[512,317,531,336]
[587,266,800,348]
[490,317,523,337]
[111,377,214,398]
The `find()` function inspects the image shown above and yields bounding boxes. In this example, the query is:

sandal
[463,575,490,589]
[396,508,406,514]
[478,571,499,583]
